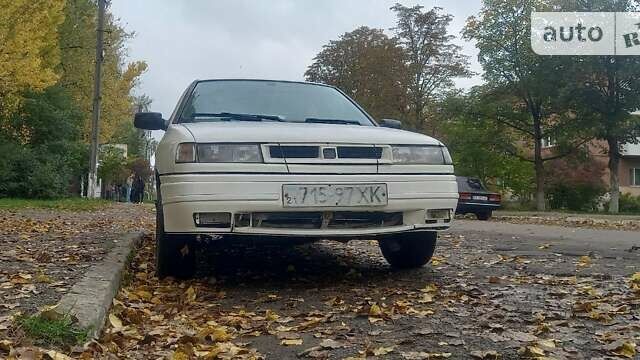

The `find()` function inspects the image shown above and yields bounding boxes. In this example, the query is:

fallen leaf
[605,340,636,358]
[577,255,591,267]
[372,345,395,356]
[470,350,500,359]
[402,352,451,359]
[184,286,197,303]
[109,314,123,329]
[281,339,303,346]
[369,304,383,317]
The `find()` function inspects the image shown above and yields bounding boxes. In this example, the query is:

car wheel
[155,199,196,279]
[476,211,492,221]
[378,231,437,269]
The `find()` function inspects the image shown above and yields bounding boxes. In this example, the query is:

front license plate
[472,195,488,201]
[283,184,388,207]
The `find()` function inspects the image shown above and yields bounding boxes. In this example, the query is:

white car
[135,79,458,278]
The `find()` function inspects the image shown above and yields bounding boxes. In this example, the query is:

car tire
[476,211,492,221]
[155,190,196,279]
[378,231,437,269]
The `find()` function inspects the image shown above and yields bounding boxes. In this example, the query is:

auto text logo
[531,12,640,55]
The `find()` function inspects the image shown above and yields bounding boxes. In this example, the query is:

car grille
[234,211,403,229]
[268,145,382,160]
[269,145,319,159]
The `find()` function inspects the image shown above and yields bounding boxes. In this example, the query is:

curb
[56,231,145,339]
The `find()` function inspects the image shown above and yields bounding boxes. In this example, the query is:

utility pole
[88,0,106,198]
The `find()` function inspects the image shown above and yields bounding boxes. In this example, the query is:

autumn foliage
[0,0,148,198]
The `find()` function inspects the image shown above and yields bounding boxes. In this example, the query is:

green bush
[0,141,84,199]
[619,193,640,213]
[0,86,87,199]
[545,155,607,212]
[547,183,606,212]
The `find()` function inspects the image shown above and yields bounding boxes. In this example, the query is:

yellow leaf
[369,304,383,317]
[265,309,279,321]
[210,327,232,342]
[281,338,303,346]
[135,290,153,301]
[630,272,640,284]
[421,284,438,293]
[537,339,555,348]
[611,341,636,358]
[45,350,74,360]
[418,293,434,303]
[524,345,545,356]
[184,286,197,303]
[372,345,395,356]
[577,256,591,267]
[109,314,123,329]
[0,339,12,352]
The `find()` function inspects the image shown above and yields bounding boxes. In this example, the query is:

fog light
[426,209,451,220]
[194,212,231,228]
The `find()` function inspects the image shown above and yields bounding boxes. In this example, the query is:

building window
[541,136,557,148]
[631,168,640,186]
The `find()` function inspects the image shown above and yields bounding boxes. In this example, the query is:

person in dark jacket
[132,175,145,203]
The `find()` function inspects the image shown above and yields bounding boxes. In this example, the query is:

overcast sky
[110,0,484,118]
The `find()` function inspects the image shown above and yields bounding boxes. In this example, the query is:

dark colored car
[455,176,501,220]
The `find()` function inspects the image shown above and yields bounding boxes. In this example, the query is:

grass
[0,197,111,211]
[17,313,89,347]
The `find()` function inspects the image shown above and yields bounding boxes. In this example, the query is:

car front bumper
[160,173,458,236]
[456,201,501,214]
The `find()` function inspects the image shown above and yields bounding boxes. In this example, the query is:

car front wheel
[155,203,196,279]
[378,231,437,269]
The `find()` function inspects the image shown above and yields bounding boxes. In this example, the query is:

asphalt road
[100,219,640,359]
[451,220,640,277]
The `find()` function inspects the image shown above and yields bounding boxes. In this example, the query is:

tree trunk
[532,112,545,211]
[534,140,546,211]
[607,136,620,213]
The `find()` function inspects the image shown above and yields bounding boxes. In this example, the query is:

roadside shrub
[619,193,640,213]
[0,141,78,199]
[545,155,607,212]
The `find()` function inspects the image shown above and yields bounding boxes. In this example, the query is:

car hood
[179,122,442,145]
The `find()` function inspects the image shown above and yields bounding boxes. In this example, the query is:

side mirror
[379,118,402,129]
[134,112,166,130]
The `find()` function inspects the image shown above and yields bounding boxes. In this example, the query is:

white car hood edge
[179,122,442,145]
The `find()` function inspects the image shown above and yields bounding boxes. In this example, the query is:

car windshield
[178,80,374,126]
[457,177,486,192]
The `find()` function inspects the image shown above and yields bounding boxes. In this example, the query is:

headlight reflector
[176,143,196,163]
[197,144,262,163]
[391,146,447,164]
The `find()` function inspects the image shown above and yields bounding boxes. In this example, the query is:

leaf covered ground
[97,228,636,359]
[1,211,638,359]
[0,203,153,353]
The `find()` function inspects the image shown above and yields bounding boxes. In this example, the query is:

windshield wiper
[189,112,284,122]
[305,118,362,125]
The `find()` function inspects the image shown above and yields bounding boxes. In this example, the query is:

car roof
[194,78,335,88]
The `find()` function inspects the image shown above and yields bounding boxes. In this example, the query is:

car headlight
[196,143,262,163]
[391,146,450,164]
[176,143,196,163]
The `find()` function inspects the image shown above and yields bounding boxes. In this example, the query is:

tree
[57,0,147,143]
[561,0,640,213]
[391,3,471,131]
[305,27,408,121]
[437,91,535,199]
[0,86,87,198]
[0,0,65,117]
[463,0,592,211]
